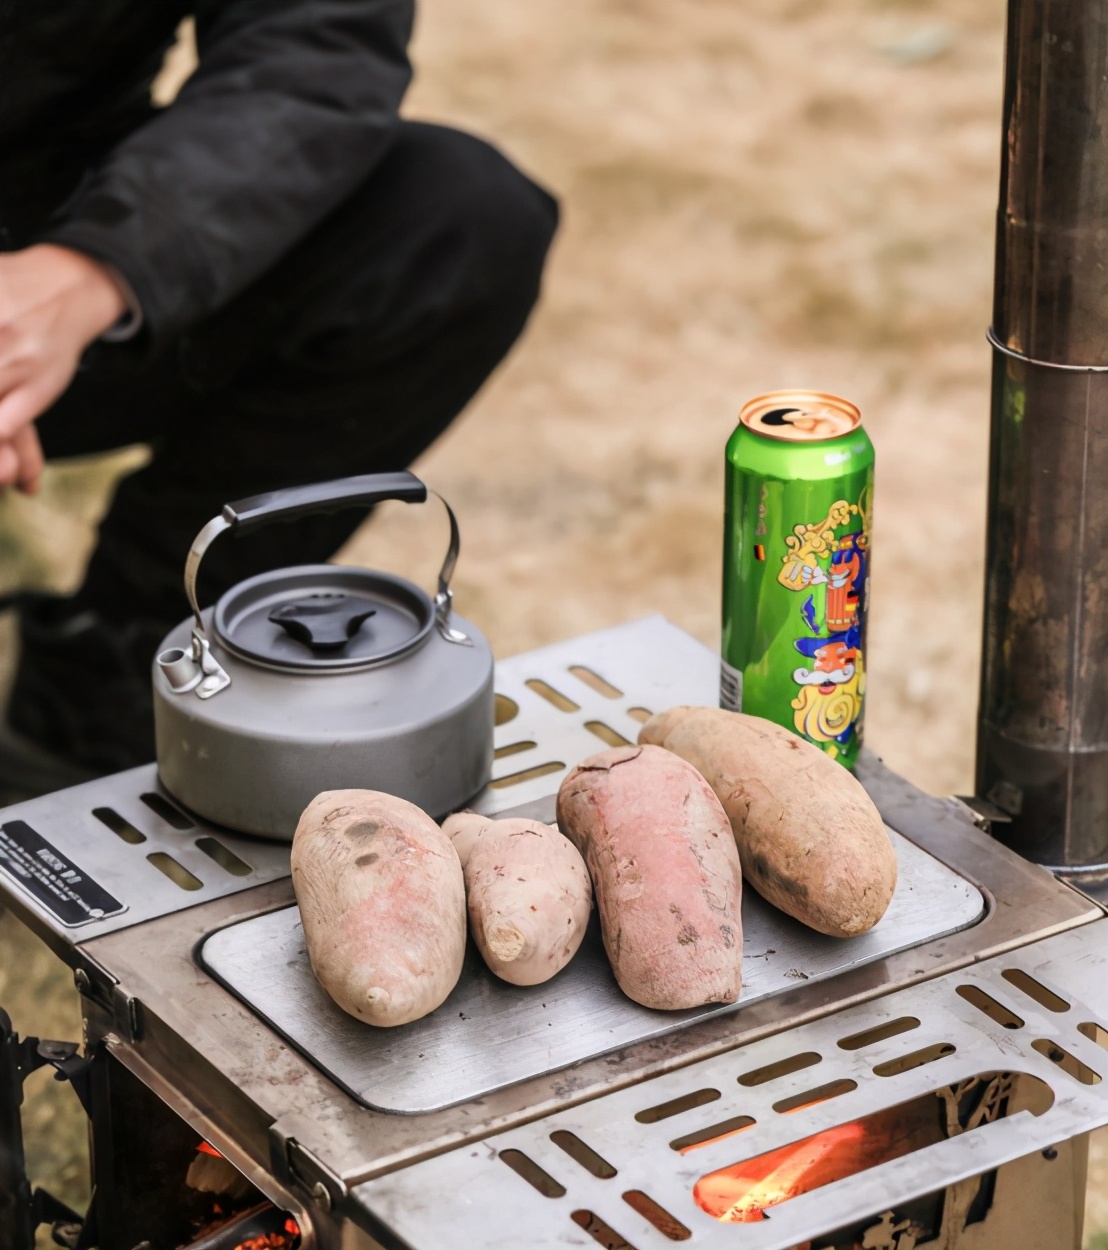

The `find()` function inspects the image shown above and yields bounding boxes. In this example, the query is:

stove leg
[0,1006,93,1250]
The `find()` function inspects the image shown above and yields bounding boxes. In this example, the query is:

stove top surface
[0,617,1099,1214]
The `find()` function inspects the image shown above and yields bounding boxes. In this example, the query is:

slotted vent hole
[525,679,580,712]
[140,792,194,830]
[873,1043,956,1077]
[494,739,537,760]
[1078,1022,1108,1050]
[626,707,652,724]
[92,807,146,845]
[499,1149,565,1197]
[636,1088,720,1124]
[495,694,519,726]
[773,1078,857,1114]
[1032,1039,1101,1085]
[195,837,252,877]
[569,666,623,698]
[837,1016,919,1050]
[622,1192,690,1241]
[490,761,565,790]
[146,852,202,891]
[956,985,1024,1030]
[1002,969,1070,1013]
[550,1131,617,1179]
[669,1114,755,1154]
[571,1210,638,1250]
[738,1051,821,1087]
[585,721,631,748]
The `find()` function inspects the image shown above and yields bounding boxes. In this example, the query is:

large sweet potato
[556,744,743,1010]
[639,707,896,937]
[291,790,466,1026]
[443,812,592,985]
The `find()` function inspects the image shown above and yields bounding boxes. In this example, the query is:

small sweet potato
[639,707,896,937]
[443,812,592,985]
[292,790,466,1026]
[556,744,743,1010]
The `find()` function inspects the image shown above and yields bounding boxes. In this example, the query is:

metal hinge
[270,1129,347,1215]
[72,961,142,1044]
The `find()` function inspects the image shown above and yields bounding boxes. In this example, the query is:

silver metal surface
[356,918,1108,1249]
[184,513,233,631]
[200,832,983,1113]
[428,490,471,645]
[193,630,232,698]
[0,767,290,940]
[434,588,473,645]
[478,615,719,814]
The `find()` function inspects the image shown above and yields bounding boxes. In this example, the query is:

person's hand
[0,244,127,493]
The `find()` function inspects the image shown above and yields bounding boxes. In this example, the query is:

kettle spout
[157,632,232,699]
[158,646,204,692]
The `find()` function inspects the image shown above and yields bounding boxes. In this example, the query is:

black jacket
[1,0,414,345]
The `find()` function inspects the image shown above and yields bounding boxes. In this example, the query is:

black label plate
[0,820,126,927]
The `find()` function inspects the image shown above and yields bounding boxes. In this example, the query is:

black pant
[36,120,558,632]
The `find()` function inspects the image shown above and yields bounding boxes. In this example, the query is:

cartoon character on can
[776,494,870,760]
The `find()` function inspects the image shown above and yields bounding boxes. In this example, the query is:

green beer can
[721,390,874,768]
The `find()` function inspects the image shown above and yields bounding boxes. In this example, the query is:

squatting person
[0,1,558,802]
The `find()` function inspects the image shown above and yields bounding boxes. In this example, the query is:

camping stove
[2,617,1108,1250]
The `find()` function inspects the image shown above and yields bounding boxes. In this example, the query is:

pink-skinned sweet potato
[443,812,591,985]
[556,744,743,1010]
[292,790,466,1026]
[639,706,896,937]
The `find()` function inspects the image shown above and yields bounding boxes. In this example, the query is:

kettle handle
[223,470,428,530]
[183,471,469,647]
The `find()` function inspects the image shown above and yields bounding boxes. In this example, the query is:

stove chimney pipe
[978,0,1108,871]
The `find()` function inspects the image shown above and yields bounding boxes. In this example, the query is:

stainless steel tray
[198,830,984,1114]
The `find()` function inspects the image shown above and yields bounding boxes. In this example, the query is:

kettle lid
[213,565,433,672]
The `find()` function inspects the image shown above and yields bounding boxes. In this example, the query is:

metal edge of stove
[352,918,1108,1250]
[72,759,1101,1204]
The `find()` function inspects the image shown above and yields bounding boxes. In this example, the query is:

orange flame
[694,1122,866,1222]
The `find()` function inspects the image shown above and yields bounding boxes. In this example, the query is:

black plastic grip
[222,472,428,534]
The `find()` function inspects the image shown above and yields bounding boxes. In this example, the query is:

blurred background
[6,0,1107,1242]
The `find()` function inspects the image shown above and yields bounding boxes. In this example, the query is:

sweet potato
[443,812,592,985]
[291,789,466,1026]
[639,707,895,937]
[556,744,743,1010]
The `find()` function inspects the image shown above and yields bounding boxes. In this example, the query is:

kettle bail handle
[183,471,468,642]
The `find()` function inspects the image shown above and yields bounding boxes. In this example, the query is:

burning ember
[693,1122,865,1222]
[182,1142,301,1250]
[181,1203,301,1250]
[691,1091,950,1225]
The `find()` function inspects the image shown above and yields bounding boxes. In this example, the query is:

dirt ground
[4,0,1108,1243]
